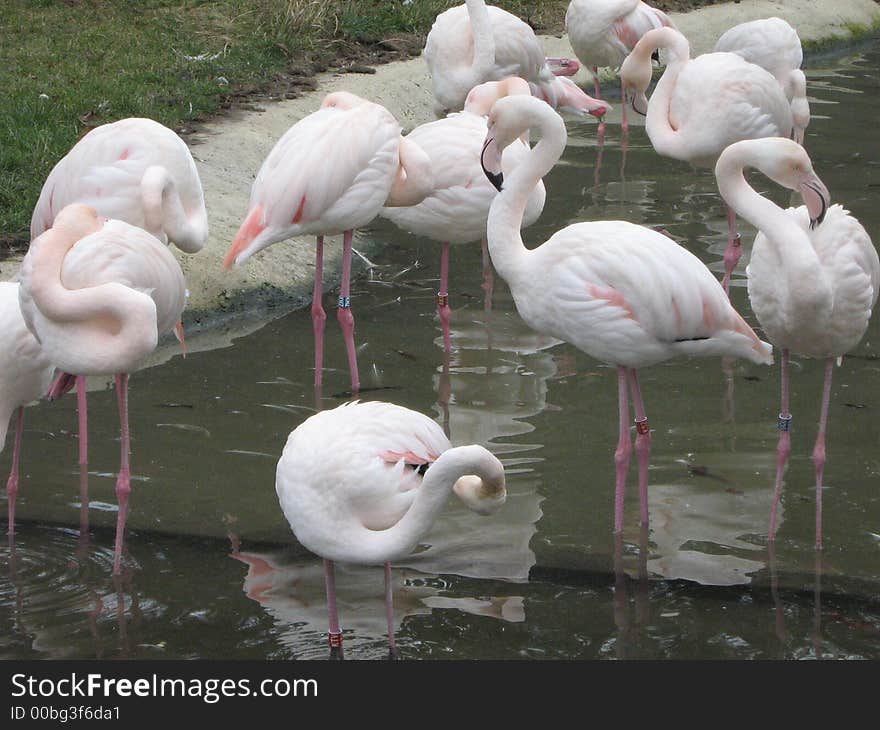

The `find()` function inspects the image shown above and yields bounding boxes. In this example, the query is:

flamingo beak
[223,204,267,269]
[481,135,504,192]
[800,173,830,229]
[630,90,648,117]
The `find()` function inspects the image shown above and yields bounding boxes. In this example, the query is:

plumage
[31,117,208,253]
[275,400,506,654]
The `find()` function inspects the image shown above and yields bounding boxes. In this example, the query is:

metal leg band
[635,418,650,436]
[328,632,343,648]
[437,294,449,308]
[338,296,351,309]
[778,414,792,432]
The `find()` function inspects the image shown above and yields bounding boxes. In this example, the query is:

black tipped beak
[480,137,504,192]
[651,49,660,65]
[805,181,828,229]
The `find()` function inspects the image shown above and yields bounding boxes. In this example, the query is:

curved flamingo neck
[141,166,208,253]
[487,101,566,287]
[385,137,433,207]
[466,0,495,82]
[640,28,692,161]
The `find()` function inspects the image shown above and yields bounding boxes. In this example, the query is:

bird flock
[1,0,877,658]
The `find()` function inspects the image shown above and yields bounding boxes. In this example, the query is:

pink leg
[813,358,834,551]
[593,67,605,137]
[77,375,88,465]
[113,374,131,575]
[77,464,90,559]
[613,366,632,534]
[384,562,399,659]
[438,241,451,354]
[627,369,652,528]
[324,558,343,659]
[721,203,742,297]
[312,236,326,388]
[337,230,360,394]
[620,77,629,136]
[481,237,494,314]
[769,349,791,542]
[6,407,24,538]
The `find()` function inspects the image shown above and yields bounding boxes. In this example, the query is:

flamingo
[715,138,879,549]
[565,0,676,134]
[30,117,208,464]
[479,94,773,534]
[223,91,433,394]
[380,77,551,351]
[275,400,506,657]
[619,26,793,296]
[424,0,597,116]
[714,17,810,145]
[18,204,188,573]
[1,283,55,539]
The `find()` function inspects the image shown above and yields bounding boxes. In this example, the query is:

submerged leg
[721,203,742,297]
[324,559,344,659]
[613,366,632,534]
[77,376,88,465]
[593,67,605,137]
[627,369,652,529]
[337,230,360,394]
[384,562,399,659]
[769,349,791,542]
[437,241,452,354]
[5,407,24,538]
[813,358,834,551]
[481,237,494,314]
[312,235,327,388]
[113,374,131,575]
[620,77,629,136]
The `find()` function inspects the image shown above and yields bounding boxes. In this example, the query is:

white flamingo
[275,400,506,657]
[619,26,793,295]
[715,137,879,549]
[18,204,187,572]
[480,94,772,534]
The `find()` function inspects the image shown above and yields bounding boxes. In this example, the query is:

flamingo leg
[626,369,652,528]
[77,375,88,465]
[112,373,131,575]
[481,237,494,314]
[438,241,452,353]
[812,358,834,551]
[620,77,629,136]
[5,407,24,538]
[768,541,788,644]
[77,464,90,558]
[312,235,326,388]
[324,558,344,659]
[769,348,791,542]
[613,366,632,534]
[721,203,742,296]
[384,562,399,659]
[337,230,360,394]
[593,67,605,137]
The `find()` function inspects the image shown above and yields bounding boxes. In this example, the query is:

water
[2,46,879,660]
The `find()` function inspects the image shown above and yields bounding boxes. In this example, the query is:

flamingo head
[464,77,531,117]
[51,203,105,240]
[620,52,651,118]
[453,473,507,516]
[320,91,369,111]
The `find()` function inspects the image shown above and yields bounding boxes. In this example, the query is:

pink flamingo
[714,17,810,145]
[715,138,879,549]
[480,95,773,534]
[223,91,432,394]
[275,400,506,658]
[18,204,188,572]
[424,0,592,116]
[1,283,54,538]
[619,26,793,296]
[30,117,207,464]
[565,0,676,134]
[381,78,554,351]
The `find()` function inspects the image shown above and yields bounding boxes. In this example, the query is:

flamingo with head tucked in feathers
[223,91,432,394]
[18,204,187,573]
[479,94,773,535]
[715,137,879,550]
[275,400,506,657]
[619,26,793,296]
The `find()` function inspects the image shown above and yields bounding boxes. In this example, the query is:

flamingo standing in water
[715,138,879,549]
[424,0,595,116]
[480,95,772,534]
[1,283,54,538]
[619,26,793,296]
[565,0,676,134]
[275,400,506,657]
[381,78,564,351]
[30,117,208,464]
[223,91,433,394]
[18,204,188,572]
[714,17,810,145]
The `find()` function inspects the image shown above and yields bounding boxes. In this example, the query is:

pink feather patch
[380,450,438,465]
[587,283,638,321]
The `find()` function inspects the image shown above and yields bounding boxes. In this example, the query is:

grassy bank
[0,0,718,247]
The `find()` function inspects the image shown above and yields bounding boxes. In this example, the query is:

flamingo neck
[385,136,433,208]
[487,103,566,288]
[141,166,208,253]
[642,29,692,161]
[466,0,495,82]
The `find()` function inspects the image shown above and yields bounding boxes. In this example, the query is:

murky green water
[2,46,879,660]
